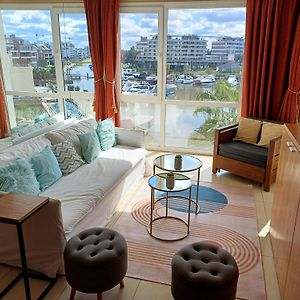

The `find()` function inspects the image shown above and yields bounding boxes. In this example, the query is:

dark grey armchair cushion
[219,141,268,167]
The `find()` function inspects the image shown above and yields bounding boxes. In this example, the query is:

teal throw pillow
[96,119,115,151]
[51,140,85,175]
[31,145,62,191]
[78,130,101,163]
[0,158,40,195]
[0,175,17,192]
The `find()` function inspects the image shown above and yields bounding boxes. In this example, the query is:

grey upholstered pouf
[171,242,239,300]
[64,227,128,299]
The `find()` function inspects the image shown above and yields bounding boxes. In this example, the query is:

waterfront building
[135,34,207,69]
[5,34,38,66]
[211,36,244,64]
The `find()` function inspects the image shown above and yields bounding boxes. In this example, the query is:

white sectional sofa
[0,118,146,277]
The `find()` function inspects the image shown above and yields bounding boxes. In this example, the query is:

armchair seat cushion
[219,141,268,167]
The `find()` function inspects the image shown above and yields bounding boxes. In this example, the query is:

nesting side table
[153,154,202,214]
[0,192,57,300]
[148,173,192,241]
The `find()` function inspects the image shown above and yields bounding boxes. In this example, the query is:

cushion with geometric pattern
[51,140,85,175]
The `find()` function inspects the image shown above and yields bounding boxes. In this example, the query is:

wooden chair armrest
[213,123,239,160]
[269,136,282,157]
[215,122,239,133]
[215,123,239,146]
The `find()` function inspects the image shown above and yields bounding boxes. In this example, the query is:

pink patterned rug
[112,180,266,300]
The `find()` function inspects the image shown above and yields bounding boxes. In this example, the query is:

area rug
[112,179,266,300]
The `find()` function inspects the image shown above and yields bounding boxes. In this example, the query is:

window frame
[120,1,246,154]
[0,3,94,128]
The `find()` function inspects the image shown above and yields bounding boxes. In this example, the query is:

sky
[121,8,246,50]
[1,10,89,49]
[0,7,246,51]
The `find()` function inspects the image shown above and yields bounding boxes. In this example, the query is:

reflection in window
[9,95,62,138]
[119,101,160,146]
[165,105,237,151]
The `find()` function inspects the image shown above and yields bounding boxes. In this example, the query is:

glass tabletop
[153,154,202,172]
[148,173,192,192]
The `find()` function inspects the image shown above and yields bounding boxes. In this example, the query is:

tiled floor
[0,152,281,300]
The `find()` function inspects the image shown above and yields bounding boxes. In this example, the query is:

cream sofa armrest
[115,127,145,148]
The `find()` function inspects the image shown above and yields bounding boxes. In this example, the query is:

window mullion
[51,8,65,115]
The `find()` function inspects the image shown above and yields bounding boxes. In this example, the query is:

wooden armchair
[212,122,281,192]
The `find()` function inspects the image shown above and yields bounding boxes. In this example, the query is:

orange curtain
[101,0,120,126]
[84,0,120,126]
[241,0,300,121]
[0,76,8,138]
[278,16,300,123]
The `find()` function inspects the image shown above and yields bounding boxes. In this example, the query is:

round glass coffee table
[153,154,202,214]
[148,173,192,241]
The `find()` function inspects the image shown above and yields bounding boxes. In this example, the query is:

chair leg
[263,181,270,192]
[70,288,76,300]
[120,279,125,288]
[97,292,103,300]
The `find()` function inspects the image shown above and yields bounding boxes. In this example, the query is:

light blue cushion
[78,130,101,163]
[31,145,62,191]
[0,175,17,192]
[96,119,115,151]
[0,158,40,195]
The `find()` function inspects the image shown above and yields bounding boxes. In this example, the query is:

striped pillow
[51,140,85,175]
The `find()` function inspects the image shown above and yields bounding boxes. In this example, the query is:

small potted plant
[166,172,175,190]
[174,154,182,170]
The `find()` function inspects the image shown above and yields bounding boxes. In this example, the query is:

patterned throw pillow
[51,140,85,175]
[0,175,17,192]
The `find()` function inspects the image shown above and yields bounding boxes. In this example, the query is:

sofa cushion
[40,145,145,234]
[51,140,85,175]
[219,141,268,167]
[0,175,16,192]
[78,130,101,163]
[45,118,97,157]
[97,119,115,151]
[233,117,262,144]
[0,158,41,195]
[0,136,51,166]
[257,122,284,148]
[31,145,62,191]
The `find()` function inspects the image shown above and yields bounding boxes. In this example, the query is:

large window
[120,12,159,97]
[0,3,246,154]
[0,5,94,133]
[120,3,246,153]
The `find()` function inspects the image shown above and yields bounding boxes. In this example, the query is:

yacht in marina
[200,75,216,85]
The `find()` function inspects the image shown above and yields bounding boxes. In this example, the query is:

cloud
[2,10,50,23]
[121,7,246,49]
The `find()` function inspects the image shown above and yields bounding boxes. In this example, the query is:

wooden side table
[0,192,57,300]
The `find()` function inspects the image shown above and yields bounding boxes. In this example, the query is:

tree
[191,80,239,142]
[125,46,140,67]
[196,80,239,102]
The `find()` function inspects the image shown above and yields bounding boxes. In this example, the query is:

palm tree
[196,80,239,102]
[191,80,239,142]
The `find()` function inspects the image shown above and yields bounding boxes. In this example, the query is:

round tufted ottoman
[64,227,127,300]
[171,242,239,300]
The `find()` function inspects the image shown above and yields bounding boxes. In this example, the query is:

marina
[62,63,240,101]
